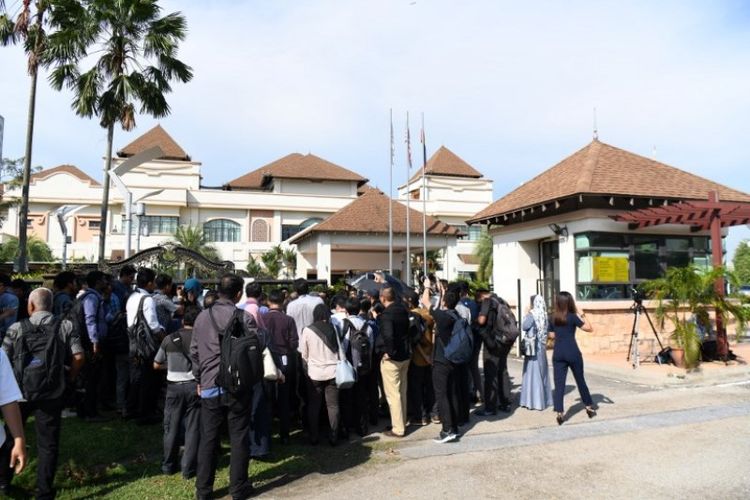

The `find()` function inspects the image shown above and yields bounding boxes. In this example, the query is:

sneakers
[431,415,441,424]
[433,430,458,444]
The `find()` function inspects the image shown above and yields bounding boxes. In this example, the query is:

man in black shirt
[476,291,512,415]
[421,278,460,443]
[262,289,298,444]
[154,306,201,479]
[375,286,410,438]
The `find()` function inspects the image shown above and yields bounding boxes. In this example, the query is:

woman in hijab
[519,294,553,411]
[298,303,341,445]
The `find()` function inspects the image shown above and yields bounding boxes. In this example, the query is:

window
[203,219,241,242]
[282,217,323,241]
[122,215,178,235]
[453,224,484,241]
[88,220,101,230]
[575,232,712,301]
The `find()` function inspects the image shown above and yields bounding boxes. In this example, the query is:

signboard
[593,256,629,282]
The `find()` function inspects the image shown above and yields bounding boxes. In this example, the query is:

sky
[1,0,749,257]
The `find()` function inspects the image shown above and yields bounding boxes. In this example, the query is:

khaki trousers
[380,357,410,436]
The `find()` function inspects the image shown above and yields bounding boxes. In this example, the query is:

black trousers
[340,375,370,434]
[432,361,458,434]
[82,351,103,418]
[195,392,253,499]
[407,363,434,420]
[455,363,471,424]
[306,378,339,443]
[127,358,158,419]
[0,398,63,500]
[483,343,512,411]
[469,331,483,400]
[269,356,296,440]
[552,354,593,413]
[162,381,200,476]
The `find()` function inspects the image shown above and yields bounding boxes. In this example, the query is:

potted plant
[642,265,747,369]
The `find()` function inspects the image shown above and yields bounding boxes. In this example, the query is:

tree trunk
[98,123,115,264]
[15,67,38,273]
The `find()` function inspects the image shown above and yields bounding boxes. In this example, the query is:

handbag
[334,329,356,389]
[262,348,278,381]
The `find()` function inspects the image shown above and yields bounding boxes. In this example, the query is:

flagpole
[405,112,411,286]
[389,109,394,274]
[421,112,428,278]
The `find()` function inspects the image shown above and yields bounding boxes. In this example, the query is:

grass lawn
[9,414,379,499]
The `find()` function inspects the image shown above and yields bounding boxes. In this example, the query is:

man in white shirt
[286,279,324,336]
[125,267,164,424]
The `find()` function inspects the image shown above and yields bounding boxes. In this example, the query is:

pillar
[316,234,331,285]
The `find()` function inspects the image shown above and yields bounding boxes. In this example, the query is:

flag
[405,112,413,169]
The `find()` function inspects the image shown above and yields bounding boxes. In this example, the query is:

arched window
[281,217,324,241]
[299,217,323,230]
[251,219,269,242]
[203,219,241,242]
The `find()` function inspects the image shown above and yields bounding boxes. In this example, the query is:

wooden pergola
[612,191,750,359]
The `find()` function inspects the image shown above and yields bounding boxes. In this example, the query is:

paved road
[258,359,750,499]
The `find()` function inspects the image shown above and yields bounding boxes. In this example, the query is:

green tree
[282,247,297,279]
[246,255,263,278]
[1,0,59,271]
[0,157,41,225]
[48,0,193,263]
[0,235,54,263]
[261,245,283,279]
[474,231,493,282]
[733,240,750,285]
[171,225,219,262]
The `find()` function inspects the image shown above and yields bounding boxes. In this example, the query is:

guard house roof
[224,153,368,190]
[405,145,484,186]
[288,189,461,243]
[468,139,750,225]
[117,124,191,161]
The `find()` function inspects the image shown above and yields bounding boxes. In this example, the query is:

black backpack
[105,309,130,355]
[408,311,426,348]
[483,296,520,354]
[128,296,160,361]
[343,318,372,375]
[209,308,262,395]
[11,319,67,402]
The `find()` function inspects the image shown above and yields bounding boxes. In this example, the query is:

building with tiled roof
[1,125,476,283]
[117,124,191,161]
[225,153,368,191]
[471,138,750,357]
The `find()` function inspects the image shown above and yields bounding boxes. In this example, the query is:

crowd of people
[0,268,597,499]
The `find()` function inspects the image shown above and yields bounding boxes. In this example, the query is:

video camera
[631,287,645,304]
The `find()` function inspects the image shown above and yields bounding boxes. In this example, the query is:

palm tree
[261,246,283,279]
[48,0,193,263]
[1,0,56,271]
[474,231,493,282]
[0,235,54,263]
[246,255,263,278]
[282,247,297,278]
[171,225,219,262]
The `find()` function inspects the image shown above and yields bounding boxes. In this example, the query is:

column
[316,234,331,285]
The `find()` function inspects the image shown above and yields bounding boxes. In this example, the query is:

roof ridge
[574,140,601,193]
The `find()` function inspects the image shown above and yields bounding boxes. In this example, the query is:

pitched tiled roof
[30,164,101,186]
[406,145,483,185]
[289,189,460,242]
[117,124,190,161]
[469,139,750,223]
[225,153,368,190]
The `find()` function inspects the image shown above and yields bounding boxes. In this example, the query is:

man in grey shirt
[154,306,200,479]
[286,279,324,336]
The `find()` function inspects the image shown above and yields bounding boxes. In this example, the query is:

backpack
[343,318,372,375]
[408,311,426,348]
[442,310,474,365]
[11,319,67,402]
[209,307,263,395]
[483,297,520,354]
[128,296,160,361]
[105,309,130,355]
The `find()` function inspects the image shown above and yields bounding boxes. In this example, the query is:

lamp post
[109,146,163,258]
[53,205,88,269]
[134,189,164,253]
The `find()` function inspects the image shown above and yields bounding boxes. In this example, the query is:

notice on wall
[593,256,629,282]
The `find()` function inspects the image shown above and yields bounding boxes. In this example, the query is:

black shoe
[280,436,290,445]
[232,484,255,500]
[586,407,597,419]
[556,413,564,426]
[474,409,497,417]
[499,403,512,413]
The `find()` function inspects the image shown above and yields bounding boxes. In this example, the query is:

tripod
[627,300,665,369]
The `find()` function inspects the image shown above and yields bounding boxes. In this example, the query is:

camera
[631,287,644,304]
[419,273,438,293]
